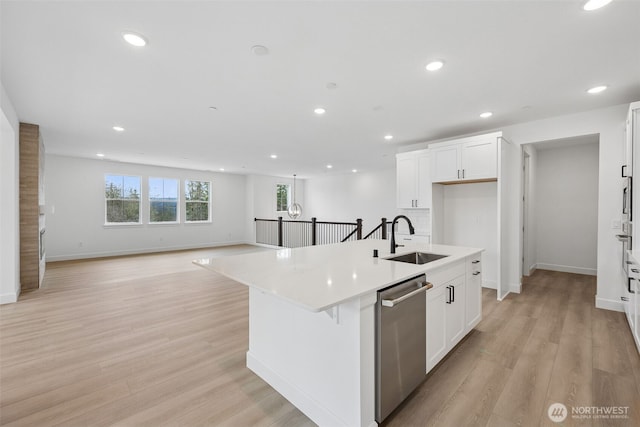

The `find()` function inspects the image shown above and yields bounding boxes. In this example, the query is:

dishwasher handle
[382,282,433,307]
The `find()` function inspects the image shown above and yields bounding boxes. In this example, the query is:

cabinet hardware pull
[462,169,465,179]
[632,268,640,273]
[452,285,455,302]
[622,165,628,178]
[473,271,481,276]
[629,278,637,294]
[621,296,629,301]
[446,286,452,304]
[471,260,480,264]
[457,170,460,179]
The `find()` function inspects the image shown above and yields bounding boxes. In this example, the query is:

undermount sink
[386,251,449,265]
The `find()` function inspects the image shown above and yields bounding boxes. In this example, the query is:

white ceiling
[2,0,639,178]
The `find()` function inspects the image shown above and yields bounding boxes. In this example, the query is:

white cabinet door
[426,285,447,372]
[460,138,497,180]
[431,145,459,183]
[445,277,466,347]
[466,257,482,331]
[416,153,432,209]
[397,156,417,208]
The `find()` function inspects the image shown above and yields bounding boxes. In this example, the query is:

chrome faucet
[390,215,415,254]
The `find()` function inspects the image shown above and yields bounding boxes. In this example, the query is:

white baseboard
[595,296,624,312]
[0,291,18,304]
[510,282,522,294]
[525,263,537,276]
[247,352,352,427]
[482,280,497,290]
[537,263,596,276]
[46,240,251,262]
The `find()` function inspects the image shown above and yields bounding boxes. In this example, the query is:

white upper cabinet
[396,150,431,209]
[429,133,499,183]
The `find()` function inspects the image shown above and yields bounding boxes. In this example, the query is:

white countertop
[194,240,482,312]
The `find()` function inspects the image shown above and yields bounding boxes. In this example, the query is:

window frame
[104,174,142,226]
[184,179,212,224]
[276,183,291,213]
[148,177,180,225]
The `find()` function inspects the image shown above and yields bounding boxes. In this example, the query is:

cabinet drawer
[426,261,465,288]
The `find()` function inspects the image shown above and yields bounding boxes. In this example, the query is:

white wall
[304,169,397,233]
[501,104,628,311]
[441,182,498,288]
[0,83,20,303]
[45,155,248,260]
[534,142,599,275]
[522,145,538,276]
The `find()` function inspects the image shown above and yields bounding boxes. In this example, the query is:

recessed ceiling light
[479,112,493,118]
[122,32,147,47]
[314,107,326,115]
[425,61,444,71]
[352,169,358,173]
[326,164,333,169]
[587,85,608,94]
[96,153,105,157]
[270,154,278,159]
[219,168,225,172]
[583,0,612,11]
[251,45,269,56]
[384,134,394,141]
[113,126,125,132]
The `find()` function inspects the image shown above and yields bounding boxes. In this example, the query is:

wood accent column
[19,123,42,291]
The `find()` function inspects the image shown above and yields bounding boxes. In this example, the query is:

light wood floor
[1,247,639,426]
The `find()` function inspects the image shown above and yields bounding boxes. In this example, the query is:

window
[149,177,179,223]
[276,184,290,212]
[185,180,210,222]
[105,175,141,224]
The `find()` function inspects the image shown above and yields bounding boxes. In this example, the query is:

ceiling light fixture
[583,0,612,11]
[96,153,105,157]
[251,45,269,56]
[270,154,278,159]
[384,134,394,141]
[479,112,493,118]
[219,168,225,172]
[113,126,125,132]
[587,85,608,94]
[352,169,358,173]
[425,60,444,71]
[314,107,326,115]
[326,164,333,169]
[287,174,302,219]
[122,32,147,47]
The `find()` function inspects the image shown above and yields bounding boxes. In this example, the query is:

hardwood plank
[492,335,558,425]
[3,249,639,427]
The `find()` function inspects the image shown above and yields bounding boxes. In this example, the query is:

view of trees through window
[185,180,210,222]
[105,175,141,223]
[149,177,179,222]
[276,184,289,212]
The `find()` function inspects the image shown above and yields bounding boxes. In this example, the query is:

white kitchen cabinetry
[396,150,431,209]
[429,133,498,183]
[394,233,430,244]
[425,255,482,373]
[445,276,466,347]
[466,256,482,330]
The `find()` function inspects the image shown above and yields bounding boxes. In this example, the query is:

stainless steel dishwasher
[375,274,431,423]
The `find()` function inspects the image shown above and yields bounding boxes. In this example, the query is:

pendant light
[287,174,302,219]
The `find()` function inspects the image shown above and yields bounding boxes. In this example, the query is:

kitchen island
[194,240,483,427]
